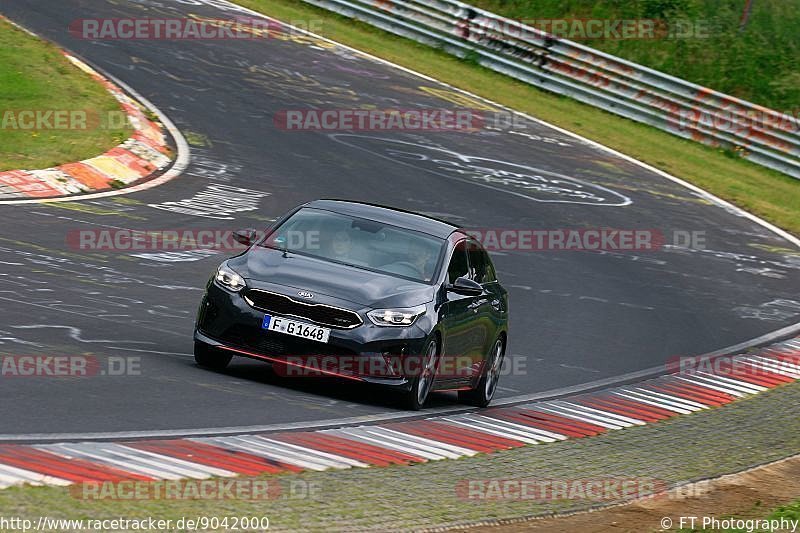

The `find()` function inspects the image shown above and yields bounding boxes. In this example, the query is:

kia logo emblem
[297,291,314,299]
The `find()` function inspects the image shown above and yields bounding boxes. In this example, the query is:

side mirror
[233,228,258,246]
[448,276,483,296]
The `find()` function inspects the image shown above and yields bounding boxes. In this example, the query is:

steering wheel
[384,261,424,279]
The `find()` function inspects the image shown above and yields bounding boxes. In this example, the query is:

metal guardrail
[302,0,800,179]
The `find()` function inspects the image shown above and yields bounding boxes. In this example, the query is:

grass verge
[0,17,131,171]
[766,499,800,526]
[234,0,800,237]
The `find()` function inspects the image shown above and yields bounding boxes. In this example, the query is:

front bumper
[195,281,432,390]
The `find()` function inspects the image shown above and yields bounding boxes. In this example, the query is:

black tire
[459,337,505,408]
[401,338,439,410]
[194,341,232,370]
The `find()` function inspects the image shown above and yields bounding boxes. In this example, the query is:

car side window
[466,240,491,284]
[447,241,469,284]
[482,250,497,283]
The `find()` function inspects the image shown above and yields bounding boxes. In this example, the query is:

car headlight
[367,305,426,327]
[215,263,246,292]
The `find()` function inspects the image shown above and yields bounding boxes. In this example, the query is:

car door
[465,239,502,378]
[439,240,483,387]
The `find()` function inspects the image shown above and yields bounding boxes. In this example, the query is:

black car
[194,200,509,409]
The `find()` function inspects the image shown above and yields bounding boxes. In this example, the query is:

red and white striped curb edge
[0,337,798,488]
[0,51,172,200]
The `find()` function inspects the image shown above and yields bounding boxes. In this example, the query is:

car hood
[229,248,436,308]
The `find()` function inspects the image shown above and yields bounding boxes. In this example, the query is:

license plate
[262,315,331,343]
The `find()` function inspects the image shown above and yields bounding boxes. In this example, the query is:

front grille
[243,289,362,329]
[220,325,357,357]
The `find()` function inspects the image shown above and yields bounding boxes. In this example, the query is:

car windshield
[262,207,445,283]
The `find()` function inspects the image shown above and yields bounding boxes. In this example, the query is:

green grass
[0,18,131,171]
[234,0,800,237]
[471,0,800,112]
[768,499,800,523]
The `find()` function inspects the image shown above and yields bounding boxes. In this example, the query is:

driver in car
[329,230,369,267]
[408,239,436,282]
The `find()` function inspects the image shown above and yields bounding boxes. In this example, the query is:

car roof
[303,199,460,239]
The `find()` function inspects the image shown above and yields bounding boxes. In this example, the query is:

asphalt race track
[0,0,799,437]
